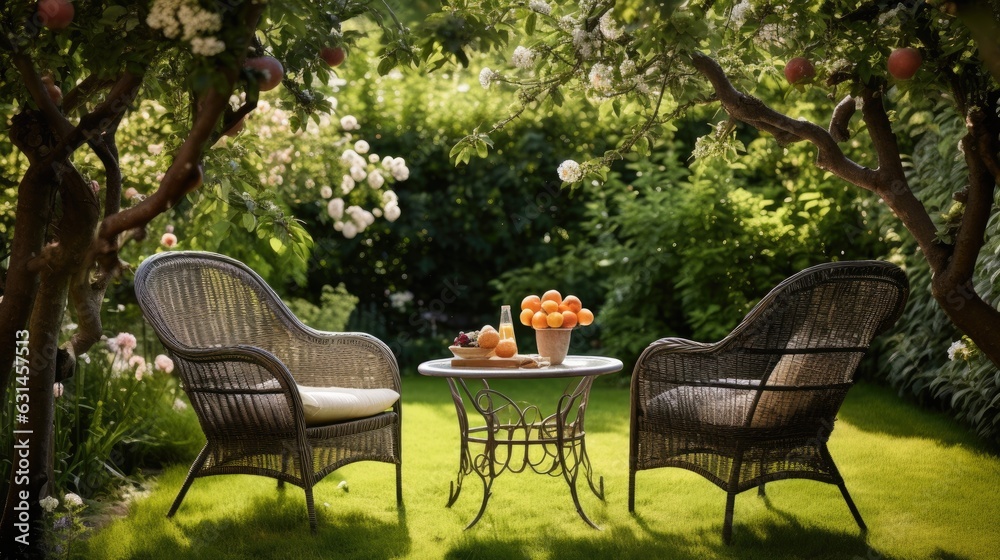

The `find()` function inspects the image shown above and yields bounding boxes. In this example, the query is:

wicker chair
[134,251,402,532]
[628,261,908,543]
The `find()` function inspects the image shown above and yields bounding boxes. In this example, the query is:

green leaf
[269,237,285,253]
[526,13,536,36]
[242,213,256,231]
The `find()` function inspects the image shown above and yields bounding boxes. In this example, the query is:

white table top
[417,355,623,379]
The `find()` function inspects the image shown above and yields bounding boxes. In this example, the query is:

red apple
[38,0,74,30]
[40,75,62,105]
[244,56,284,91]
[888,47,922,80]
[320,47,347,67]
[784,57,816,85]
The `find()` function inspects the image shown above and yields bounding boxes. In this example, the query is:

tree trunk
[1,271,68,558]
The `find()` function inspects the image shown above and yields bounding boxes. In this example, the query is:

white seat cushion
[297,385,399,425]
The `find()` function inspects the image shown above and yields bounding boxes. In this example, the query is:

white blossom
[173,398,188,412]
[327,198,345,220]
[512,46,535,69]
[368,153,381,163]
[349,165,367,182]
[340,175,356,194]
[599,10,622,40]
[947,340,968,361]
[730,1,752,28]
[529,0,551,15]
[384,202,401,222]
[390,163,409,181]
[39,496,59,513]
[190,36,225,57]
[589,63,613,91]
[354,140,370,154]
[63,493,84,508]
[382,190,398,205]
[53,382,64,399]
[320,185,334,199]
[557,160,583,183]
[479,67,500,89]
[342,221,358,239]
[367,170,385,189]
[340,115,360,130]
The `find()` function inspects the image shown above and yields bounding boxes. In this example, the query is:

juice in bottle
[499,305,517,352]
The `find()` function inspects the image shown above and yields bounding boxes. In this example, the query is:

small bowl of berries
[449,330,495,359]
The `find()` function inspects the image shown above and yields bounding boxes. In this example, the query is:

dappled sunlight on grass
[79,378,1000,559]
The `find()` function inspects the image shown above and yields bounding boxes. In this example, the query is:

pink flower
[111,332,137,357]
[154,354,174,374]
[161,233,178,248]
[53,382,64,398]
[90,180,100,194]
[125,187,139,200]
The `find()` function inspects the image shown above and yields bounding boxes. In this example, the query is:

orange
[480,324,497,333]
[577,308,594,326]
[521,295,541,313]
[478,329,500,349]
[541,300,559,314]
[562,295,582,313]
[495,338,517,358]
[531,311,549,330]
[541,289,562,305]
[519,308,534,326]
[546,312,564,328]
[561,311,578,328]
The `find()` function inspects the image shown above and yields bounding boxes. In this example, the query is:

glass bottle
[499,305,517,350]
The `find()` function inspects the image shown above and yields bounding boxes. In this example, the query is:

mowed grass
[78,376,1000,559]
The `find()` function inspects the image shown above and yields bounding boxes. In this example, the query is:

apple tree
[0,0,410,554]
[424,0,1000,367]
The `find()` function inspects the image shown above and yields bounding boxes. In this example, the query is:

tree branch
[947,107,1000,285]
[829,95,855,143]
[690,51,880,190]
[857,85,949,268]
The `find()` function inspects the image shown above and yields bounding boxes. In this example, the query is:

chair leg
[278,450,288,490]
[821,443,867,532]
[168,446,209,518]
[305,485,317,534]
[723,448,745,544]
[396,461,403,507]
[628,468,636,513]
[723,492,736,545]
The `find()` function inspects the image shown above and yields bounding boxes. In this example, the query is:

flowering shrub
[40,493,89,559]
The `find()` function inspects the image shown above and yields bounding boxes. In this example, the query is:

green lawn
[78,376,1000,559]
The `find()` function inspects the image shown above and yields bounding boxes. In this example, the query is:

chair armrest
[278,328,401,394]
[168,344,308,436]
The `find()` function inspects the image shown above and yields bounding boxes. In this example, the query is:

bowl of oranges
[519,290,594,365]
[449,326,510,359]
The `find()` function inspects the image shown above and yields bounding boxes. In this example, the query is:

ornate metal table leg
[445,378,498,529]
[553,376,605,529]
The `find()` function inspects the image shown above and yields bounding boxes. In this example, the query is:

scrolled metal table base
[445,376,606,529]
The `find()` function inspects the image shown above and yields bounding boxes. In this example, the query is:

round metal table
[418,355,623,529]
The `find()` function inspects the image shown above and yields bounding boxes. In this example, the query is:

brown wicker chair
[628,260,908,543]
[134,251,402,532]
